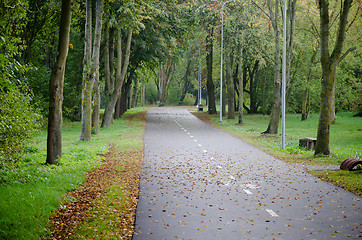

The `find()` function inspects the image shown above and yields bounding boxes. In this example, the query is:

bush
[0,88,42,166]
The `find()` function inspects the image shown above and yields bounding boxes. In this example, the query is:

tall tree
[46,0,72,164]
[315,0,353,155]
[259,0,297,134]
[206,26,217,114]
[80,0,103,141]
[101,28,133,128]
[237,40,244,124]
[301,47,317,121]
[225,45,235,119]
[157,59,175,105]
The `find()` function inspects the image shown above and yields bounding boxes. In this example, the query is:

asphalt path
[133,107,361,240]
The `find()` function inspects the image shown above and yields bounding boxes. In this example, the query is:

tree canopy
[0,0,360,163]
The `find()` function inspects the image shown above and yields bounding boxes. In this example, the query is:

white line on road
[243,189,253,195]
[203,150,207,153]
[194,139,197,142]
[266,209,279,217]
[198,144,202,147]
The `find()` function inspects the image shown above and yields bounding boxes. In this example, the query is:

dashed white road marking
[203,150,208,153]
[266,209,279,217]
[243,184,260,189]
[243,189,253,195]
[194,139,197,142]
[228,175,236,180]
[190,136,194,138]
[198,144,202,147]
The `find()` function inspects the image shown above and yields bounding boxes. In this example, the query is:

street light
[219,0,236,122]
[198,47,202,110]
[216,0,287,149]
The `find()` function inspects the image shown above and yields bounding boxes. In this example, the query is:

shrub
[0,88,42,166]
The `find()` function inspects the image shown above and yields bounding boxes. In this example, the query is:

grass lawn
[0,107,147,240]
[192,108,361,195]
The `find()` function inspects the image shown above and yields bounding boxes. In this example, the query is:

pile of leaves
[49,146,143,239]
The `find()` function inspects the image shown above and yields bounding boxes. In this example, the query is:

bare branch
[339,47,356,63]
[250,0,271,19]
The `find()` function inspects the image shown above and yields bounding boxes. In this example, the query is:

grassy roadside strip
[0,107,147,240]
[191,109,361,196]
[56,109,146,239]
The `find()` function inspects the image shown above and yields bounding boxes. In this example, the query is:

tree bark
[206,27,217,114]
[301,48,317,121]
[131,79,139,108]
[104,24,115,106]
[46,0,72,165]
[101,28,133,128]
[91,70,100,135]
[249,60,260,113]
[264,0,281,134]
[80,0,103,141]
[179,59,192,105]
[315,0,352,155]
[263,0,296,134]
[226,49,234,119]
[237,43,244,124]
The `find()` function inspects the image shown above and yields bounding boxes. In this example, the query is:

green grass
[194,109,361,165]
[192,108,361,195]
[311,170,362,195]
[0,107,147,240]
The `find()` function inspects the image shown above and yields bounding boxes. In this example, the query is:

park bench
[299,137,317,150]
[340,158,362,171]
[197,104,203,111]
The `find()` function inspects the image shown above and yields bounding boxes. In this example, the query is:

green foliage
[0,0,28,89]
[0,88,42,166]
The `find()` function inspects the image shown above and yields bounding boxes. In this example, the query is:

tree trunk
[237,43,244,124]
[114,95,121,119]
[46,0,72,164]
[301,48,317,121]
[226,50,234,119]
[104,24,115,106]
[262,69,267,115]
[157,59,175,105]
[315,0,352,155]
[249,60,260,113]
[179,59,192,105]
[92,70,100,135]
[206,27,217,114]
[101,28,133,128]
[264,0,281,134]
[131,79,139,108]
[80,0,103,141]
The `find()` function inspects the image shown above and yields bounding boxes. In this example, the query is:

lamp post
[281,0,287,149]
[198,47,202,109]
[219,0,236,122]
[216,0,287,147]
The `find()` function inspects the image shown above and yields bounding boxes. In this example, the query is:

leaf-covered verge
[0,108,147,240]
[192,109,361,196]
[49,109,146,239]
[50,148,143,239]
